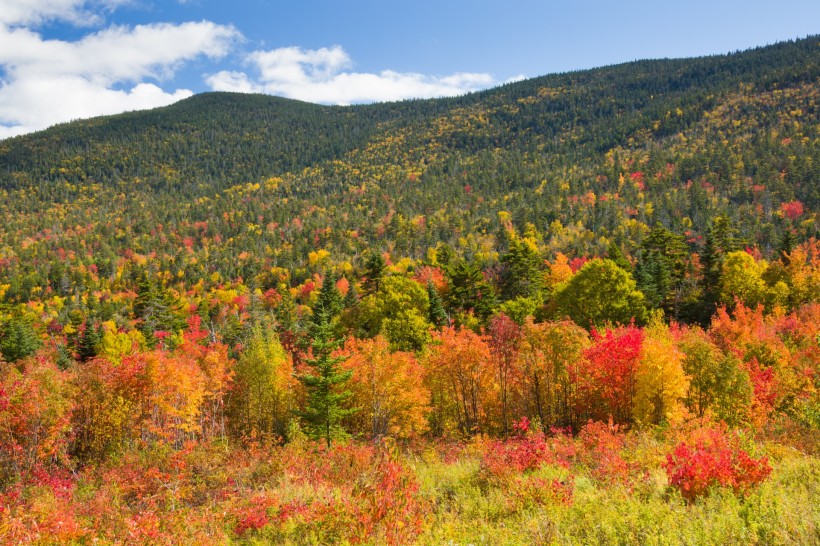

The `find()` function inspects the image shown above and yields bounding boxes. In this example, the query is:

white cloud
[0,12,240,138]
[207,45,497,105]
[0,0,128,27]
[0,2,501,138]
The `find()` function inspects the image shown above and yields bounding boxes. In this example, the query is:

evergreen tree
[635,225,688,318]
[133,271,182,347]
[499,237,543,301]
[294,307,356,447]
[342,277,360,309]
[606,241,632,272]
[696,217,738,323]
[427,281,448,328]
[76,320,102,362]
[447,259,498,320]
[312,271,343,322]
[0,315,41,363]
[362,252,386,296]
[779,228,796,265]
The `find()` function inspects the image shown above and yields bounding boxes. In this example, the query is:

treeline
[1,238,819,471]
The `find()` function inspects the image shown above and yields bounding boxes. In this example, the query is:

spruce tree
[499,237,543,301]
[427,281,448,328]
[362,252,386,296]
[342,277,360,309]
[779,228,796,265]
[294,307,356,447]
[312,272,343,322]
[606,241,632,272]
[77,320,101,362]
[0,315,41,363]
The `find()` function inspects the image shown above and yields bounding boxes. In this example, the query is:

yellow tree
[140,349,206,446]
[633,319,689,426]
[228,324,294,439]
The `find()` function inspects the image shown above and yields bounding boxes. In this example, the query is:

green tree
[76,320,102,362]
[427,281,448,328]
[229,324,294,439]
[294,307,356,447]
[132,271,183,347]
[499,236,543,301]
[553,258,647,329]
[446,259,497,321]
[679,328,752,426]
[312,271,343,324]
[346,276,431,351]
[362,251,386,296]
[606,240,633,273]
[699,216,739,317]
[0,314,41,363]
[635,225,688,318]
[719,251,767,308]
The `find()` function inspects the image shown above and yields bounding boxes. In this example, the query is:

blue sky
[1,0,819,138]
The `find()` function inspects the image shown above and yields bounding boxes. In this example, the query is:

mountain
[0,36,818,320]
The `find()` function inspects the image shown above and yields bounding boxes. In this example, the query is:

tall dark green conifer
[133,271,182,347]
[427,281,448,328]
[294,307,356,447]
[76,320,101,362]
[499,237,543,301]
[0,314,41,363]
[362,252,386,296]
[635,225,688,318]
[312,272,343,322]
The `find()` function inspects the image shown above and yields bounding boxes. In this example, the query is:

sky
[1,1,819,139]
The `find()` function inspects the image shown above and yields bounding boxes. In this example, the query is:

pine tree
[362,251,386,296]
[133,271,182,347]
[294,307,356,447]
[343,277,360,309]
[606,241,632,272]
[0,315,41,363]
[499,237,543,301]
[779,228,796,265]
[427,281,448,328]
[313,272,343,322]
[77,320,101,362]
[635,225,688,318]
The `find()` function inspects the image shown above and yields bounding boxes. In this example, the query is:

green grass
[411,448,820,546]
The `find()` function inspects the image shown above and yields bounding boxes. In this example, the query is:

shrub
[664,424,771,501]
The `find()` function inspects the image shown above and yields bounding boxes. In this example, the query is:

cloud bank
[206,45,497,105]
[0,1,238,138]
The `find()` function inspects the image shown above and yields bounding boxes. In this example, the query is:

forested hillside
[0,37,818,544]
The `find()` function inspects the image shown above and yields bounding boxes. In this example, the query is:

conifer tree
[313,272,343,322]
[362,251,386,296]
[76,320,102,362]
[606,241,632,272]
[343,277,360,309]
[0,314,41,363]
[427,281,448,328]
[499,237,543,301]
[294,307,356,447]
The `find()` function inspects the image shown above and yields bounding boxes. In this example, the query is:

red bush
[664,425,771,501]
[481,417,574,478]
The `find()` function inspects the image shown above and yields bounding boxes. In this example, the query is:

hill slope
[0,36,818,321]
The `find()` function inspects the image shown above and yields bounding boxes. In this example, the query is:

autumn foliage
[664,424,772,501]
